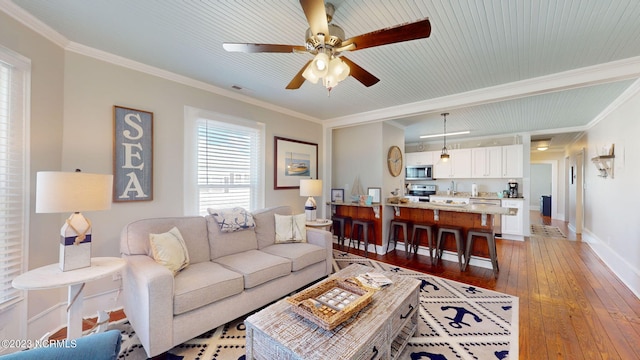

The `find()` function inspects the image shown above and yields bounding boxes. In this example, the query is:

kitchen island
[386,200,518,267]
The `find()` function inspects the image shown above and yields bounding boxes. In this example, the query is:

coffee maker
[508,179,518,198]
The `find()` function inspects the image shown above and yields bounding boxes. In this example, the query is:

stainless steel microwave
[405,165,433,180]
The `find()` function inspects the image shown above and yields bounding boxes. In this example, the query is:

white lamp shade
[36,171,113,213]
[300,179,322,197]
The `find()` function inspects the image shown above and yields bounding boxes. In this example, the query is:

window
[0,47,29,309]
[184,107,264,216]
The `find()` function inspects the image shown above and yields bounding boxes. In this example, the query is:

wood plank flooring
[337,211,640,359]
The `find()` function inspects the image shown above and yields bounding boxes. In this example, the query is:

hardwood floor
[336,211,640,359]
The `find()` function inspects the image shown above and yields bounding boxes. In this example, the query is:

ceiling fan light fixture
[537,145,549,151]
[302,64,320,84]
[310,52,330,77]
[329,57,350,81]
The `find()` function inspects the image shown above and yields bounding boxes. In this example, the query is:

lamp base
[59,243,91,271]
[59,212,92,272]
[304,196,317,221]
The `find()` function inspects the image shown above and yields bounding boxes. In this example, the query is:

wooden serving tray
[287,278,375,330]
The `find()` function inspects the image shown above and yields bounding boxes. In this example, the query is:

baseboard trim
[582,229,640,299]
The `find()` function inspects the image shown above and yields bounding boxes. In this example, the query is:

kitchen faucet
[450,180,455,195]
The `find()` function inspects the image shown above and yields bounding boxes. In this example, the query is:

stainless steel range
[406,184,436,202]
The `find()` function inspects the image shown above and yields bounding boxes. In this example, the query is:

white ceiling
[5,0,640,152]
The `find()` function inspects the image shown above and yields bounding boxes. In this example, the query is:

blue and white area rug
[334,251,519,360]
[115,250,518,359]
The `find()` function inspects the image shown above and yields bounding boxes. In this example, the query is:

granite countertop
[386,200,518,216]
[430,192,525,200]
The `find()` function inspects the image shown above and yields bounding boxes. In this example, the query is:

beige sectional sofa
[119,206,333,357]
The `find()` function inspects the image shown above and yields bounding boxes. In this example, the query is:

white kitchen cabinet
[471,146,502,178]
[501,198,524,240]
[405,151,433,166]
[502,144,523,178]
[433,149,471,179]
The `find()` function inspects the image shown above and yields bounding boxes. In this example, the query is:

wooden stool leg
[463,232,474,271]
[454,231,464,270]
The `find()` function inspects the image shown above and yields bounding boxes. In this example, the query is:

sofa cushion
[252,206,292,249]
[149,227,190,275]
[260,243,326,272]
[173,261,244,315]
[274,213,307,243]
[120,217,210,264]
[207,215,258,260]
[214,249,291,289]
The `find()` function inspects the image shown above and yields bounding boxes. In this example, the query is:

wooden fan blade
[286,60,312,89]
[340,57,380,87]
[342,18,431,51]
[223,43,307,53]
[300,0,329,38]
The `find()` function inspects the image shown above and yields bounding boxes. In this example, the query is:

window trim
[0,45,31,310]
[183,106,264,216]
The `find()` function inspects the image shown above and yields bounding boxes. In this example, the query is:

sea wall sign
[113,106,153,202]
[274,136,318,189]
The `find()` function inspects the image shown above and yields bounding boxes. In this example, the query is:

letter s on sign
[123,113,144,140]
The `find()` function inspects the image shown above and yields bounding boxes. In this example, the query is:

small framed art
[331,188,344,203]
[367,187,381,203]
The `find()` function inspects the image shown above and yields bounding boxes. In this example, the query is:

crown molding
[587,77,640,129]
[325,56,640,129]
[65,42,319,123]
[1,0,320,124]
[0,0,69,48]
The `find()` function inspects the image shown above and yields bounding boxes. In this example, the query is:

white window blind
[196,117,263,215]
[0,48,29,309]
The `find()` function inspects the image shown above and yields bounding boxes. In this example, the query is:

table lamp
[36,170,113,271]
[300,179,322,221]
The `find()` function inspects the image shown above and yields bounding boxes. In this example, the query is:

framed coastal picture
[331,188,344,203]
[113,105,153,202]
[274,136,318,189]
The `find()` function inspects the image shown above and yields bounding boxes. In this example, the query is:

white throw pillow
[274,213,307,243]
[149,226,190,275]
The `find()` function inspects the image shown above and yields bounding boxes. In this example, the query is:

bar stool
[411,223,435,260]
[350,219,377,258]
[331,215,352,250]
[386,219,412,253]
[435,225,465,270]
[464,228,499,277]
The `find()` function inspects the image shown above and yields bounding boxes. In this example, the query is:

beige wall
[2,10,324,327]
[1,10,67,319]
[566,84,640,296]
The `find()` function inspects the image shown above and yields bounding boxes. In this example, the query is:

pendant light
[440,112,450,162]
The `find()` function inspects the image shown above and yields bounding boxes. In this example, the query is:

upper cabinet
[433,149,472,178]
[502,144,523,178]
[471,146,502,178]
[406,144,523,179]
[405,151,433,166]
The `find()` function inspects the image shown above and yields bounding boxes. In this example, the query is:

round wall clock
[387,145,403,177]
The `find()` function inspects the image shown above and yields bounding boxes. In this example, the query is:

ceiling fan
[223,0,431,91]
